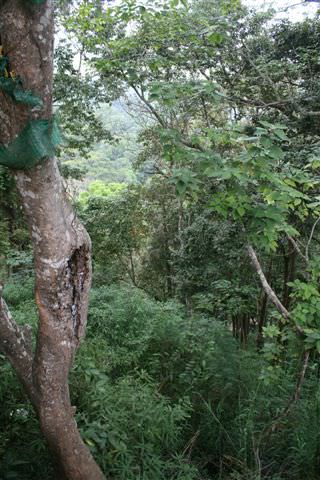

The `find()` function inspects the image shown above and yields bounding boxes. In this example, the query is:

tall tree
[0,1,105,478]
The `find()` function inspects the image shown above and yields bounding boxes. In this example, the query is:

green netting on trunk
[0,77,43,107]
[0,118,61,169]
[0,53,43,107]
[0,56,8,72]
[0,0,54,169]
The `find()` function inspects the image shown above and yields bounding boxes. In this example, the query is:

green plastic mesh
[0,0,56,169]
[0,77,43,107]
[0,118,61,169]
[0,56,8,72]
[0,47,43,107]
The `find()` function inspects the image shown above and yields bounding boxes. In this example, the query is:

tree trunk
[0,1,105,478]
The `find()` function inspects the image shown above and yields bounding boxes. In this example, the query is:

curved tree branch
[247,244,304,337]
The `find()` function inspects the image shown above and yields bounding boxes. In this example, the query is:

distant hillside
[63,102,141,185]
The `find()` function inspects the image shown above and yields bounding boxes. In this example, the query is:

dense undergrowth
[0,278,319,480]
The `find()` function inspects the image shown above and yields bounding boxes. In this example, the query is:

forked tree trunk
[0,1,105,478]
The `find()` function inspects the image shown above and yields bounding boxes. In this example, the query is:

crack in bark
[67,246,90,344]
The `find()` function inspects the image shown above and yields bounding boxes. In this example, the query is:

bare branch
[306,217,320,262]
[129,83,167,128]
[247,244,305,337]
[287,235,308,264]
[281,2,309,10]
[247,244,290,320]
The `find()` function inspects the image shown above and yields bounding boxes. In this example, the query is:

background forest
[1,0,320,479]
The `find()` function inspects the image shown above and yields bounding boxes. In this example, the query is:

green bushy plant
[71,368,198,480]
[2,280,320,479]
[82,284,320,479]
[3,277,35,308]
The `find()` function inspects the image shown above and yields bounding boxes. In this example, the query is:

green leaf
[274,129,289,141]
[267,145,284,160]
[207,32,225,45]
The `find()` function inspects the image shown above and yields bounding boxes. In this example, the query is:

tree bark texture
[0,1,105,479]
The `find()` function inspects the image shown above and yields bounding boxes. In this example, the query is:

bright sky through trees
[243,0,318,21]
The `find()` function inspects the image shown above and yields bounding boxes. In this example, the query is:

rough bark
[0,1,105,478]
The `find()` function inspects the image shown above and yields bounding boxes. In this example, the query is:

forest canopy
[1,0,320,479]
